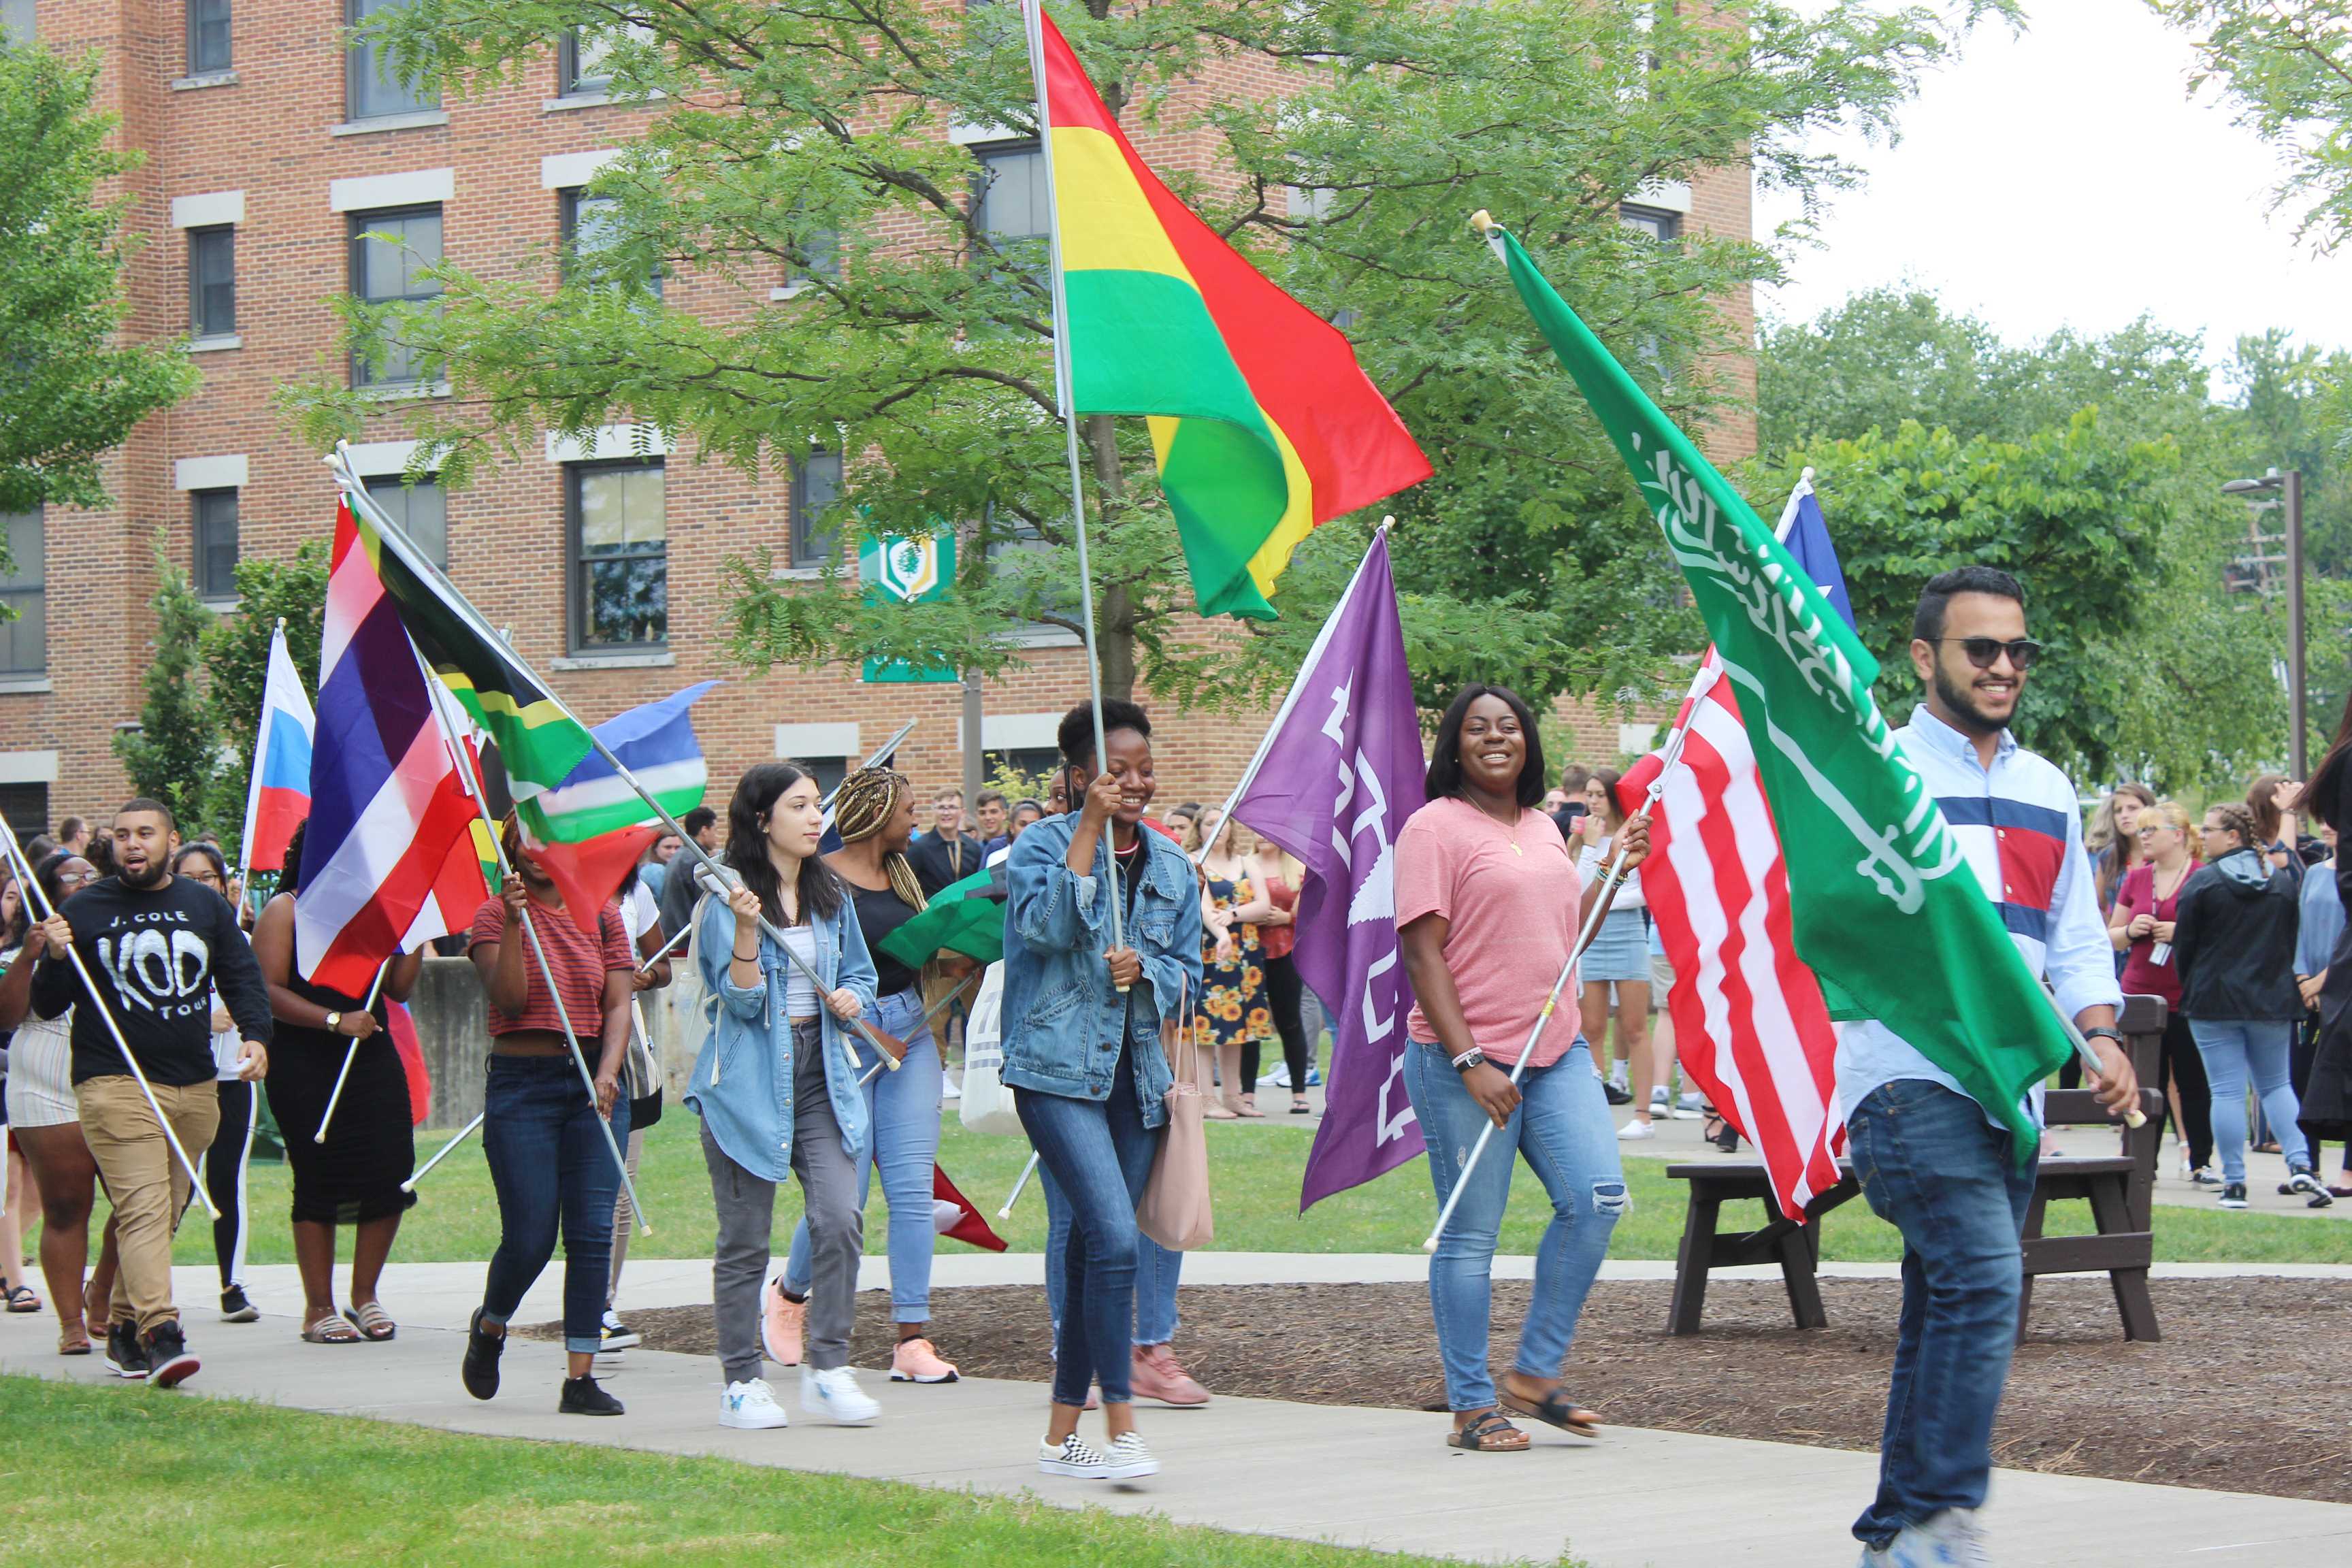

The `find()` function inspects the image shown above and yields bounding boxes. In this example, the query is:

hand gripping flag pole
[0,815,220,1218]
[325,448,909,1084]
[312,962,390,1144]
[1419,721,1696,1254]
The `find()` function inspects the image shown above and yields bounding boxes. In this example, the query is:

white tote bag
[957,962,1026,1136]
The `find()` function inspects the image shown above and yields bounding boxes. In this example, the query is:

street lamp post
[2223,468,2308,776]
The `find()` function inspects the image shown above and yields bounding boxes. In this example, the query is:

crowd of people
[5,561,2351,1564]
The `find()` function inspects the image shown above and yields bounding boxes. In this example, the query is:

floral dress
[1195,874,1273,1046]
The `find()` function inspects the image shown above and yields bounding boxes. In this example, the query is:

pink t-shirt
[1396,796,1584,1067]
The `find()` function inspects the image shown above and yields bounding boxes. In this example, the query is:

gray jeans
[704,1017,863,1382]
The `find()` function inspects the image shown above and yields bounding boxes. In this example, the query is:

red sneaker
[1128,1343,1209,1406]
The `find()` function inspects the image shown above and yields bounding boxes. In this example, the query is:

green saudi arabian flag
[1484,221,2072,1159]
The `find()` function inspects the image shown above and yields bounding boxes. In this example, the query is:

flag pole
[411,638,656,1233]
[1419,714,1700,1254]
[311,962,389,1144]
[1022,0,1126,979]
[234,617,288,923]
[0,815,220,1217]
[402,1112,485,1192]
[325,449,908,1077]
[998,1150,1041,1219]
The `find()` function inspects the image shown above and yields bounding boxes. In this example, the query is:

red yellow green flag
[1028,5,1431,619]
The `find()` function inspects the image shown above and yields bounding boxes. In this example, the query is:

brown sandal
[1447,1409,1530,1451]
[58,1319,91,1356]
[1499,1384,1602,1437]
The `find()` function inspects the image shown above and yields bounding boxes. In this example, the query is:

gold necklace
[1474,800,1522,855]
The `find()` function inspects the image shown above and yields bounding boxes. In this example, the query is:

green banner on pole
[860,532,960,683]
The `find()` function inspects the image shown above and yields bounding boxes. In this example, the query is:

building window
[973,141,1048,243]
[192,488,239,600]
[560,188,661,297]
[189,225,234,338]
[0,511,44,676]
[347,0,437,120]
[1,0,31,43]
[187,0,230,74]
[799,756,849,798]
[569,461,666,650]
[349,204,441,387]
[781,225,838,295]
[1618,203,1680,243]
[789,451,840,569]
[561,19,650,95]
[365,474,446,568]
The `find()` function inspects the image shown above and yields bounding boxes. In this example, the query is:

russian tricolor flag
[239,623,315,874]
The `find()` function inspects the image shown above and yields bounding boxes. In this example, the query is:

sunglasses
[1936,636,2043,670]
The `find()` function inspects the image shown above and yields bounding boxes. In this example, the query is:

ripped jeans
[1405,1037,1626,1413]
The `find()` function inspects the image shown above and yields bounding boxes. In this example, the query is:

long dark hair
[281,819,312,897]
[1424,683,1545,809]
[728,762,843,927]
[2312,690,2352,832]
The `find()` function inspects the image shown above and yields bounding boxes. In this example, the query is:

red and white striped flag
[1620,655,1845,1221]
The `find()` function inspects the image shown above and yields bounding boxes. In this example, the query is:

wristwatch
[324,1011,343,1035]
[2080,1025,2125,1048]
[1450,1049,1488,1073]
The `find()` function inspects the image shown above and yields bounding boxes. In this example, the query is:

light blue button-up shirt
[2298,860,2343,980]
[1835,706,2123,1126]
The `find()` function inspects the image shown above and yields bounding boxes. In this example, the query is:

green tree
[283,0,1978,714]
[201,542,331,860]
[114,537,222,832]
[2152,1,2352,247]
[0,44,201,516]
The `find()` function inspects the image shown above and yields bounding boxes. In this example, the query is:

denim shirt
[685,889,879,1181]
[999,813,1205,1120]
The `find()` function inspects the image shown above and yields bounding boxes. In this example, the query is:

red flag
[522,824,663,936]
[1619,655,1845,1222]
[385,1000,432,1126]
[930,1164,1007,1252]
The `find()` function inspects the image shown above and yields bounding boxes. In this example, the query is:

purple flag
[1231,532,1426,1209]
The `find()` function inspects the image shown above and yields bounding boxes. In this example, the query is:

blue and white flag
[1775,468,1856,630]
[516,681,720,842]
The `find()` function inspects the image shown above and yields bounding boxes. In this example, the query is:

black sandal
[1702,1109,1739,1154]
[1446,1410,1529,1451]
[1498,1385,1601,1437]
[5,1283,42,1313]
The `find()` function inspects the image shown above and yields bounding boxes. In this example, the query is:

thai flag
[238,623,314,874]
[295,499,491,993]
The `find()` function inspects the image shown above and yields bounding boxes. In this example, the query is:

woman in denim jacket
[688,762,881,1432]
[1002,698,1203,1482]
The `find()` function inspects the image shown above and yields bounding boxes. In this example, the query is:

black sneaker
[2284,1166,2335,1207]
[142,1322,199,1388]
[2219,1182,2251,1209]
[104,1320,149,1379]
[461,1307,504,1401]
[559,1374,625,1416]
[220,1285,260,1324]
[1603,1081,1633,1106]
[601,1320,641,1353]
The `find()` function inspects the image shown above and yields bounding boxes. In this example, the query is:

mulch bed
[526,1277,2352,1504]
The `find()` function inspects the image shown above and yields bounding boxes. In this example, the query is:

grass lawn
[148,1107,2352,1269]
[0,1373,1475,1568]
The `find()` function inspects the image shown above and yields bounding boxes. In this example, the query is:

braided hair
[2205,801,2260,852]
[831,766,928,913]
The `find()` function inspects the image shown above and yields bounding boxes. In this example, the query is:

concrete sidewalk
[5,1273,2347,1567]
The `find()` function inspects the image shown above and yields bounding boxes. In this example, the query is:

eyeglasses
[1936,637,2043,670]
[57,870,100,887]
[2134,825,2178,838]
[183,869,221,884]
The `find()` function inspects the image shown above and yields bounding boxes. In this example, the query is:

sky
[1752,0,2352,374]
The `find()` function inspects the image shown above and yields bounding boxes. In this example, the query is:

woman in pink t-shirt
[1396,684,1648,1453]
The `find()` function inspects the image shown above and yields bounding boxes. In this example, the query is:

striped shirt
[1836,705,2121,1124]
[469,896,632,1038]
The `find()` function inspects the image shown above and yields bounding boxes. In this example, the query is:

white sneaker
[941,1077,962,1100]
[1858,1507,1992,1567]
[1100,1431,1160,1478]
[1039,1433,1110,1477]
[1649,1088,1671,1114]
[1616,1119,1656,1141]
[719,1378,789,1429]
[801,1364,881,1423]
[1673,1092,1707,1120]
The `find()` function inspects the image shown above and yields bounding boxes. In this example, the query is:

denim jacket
[685,888,879,1181]
[1000,813,1205,1120]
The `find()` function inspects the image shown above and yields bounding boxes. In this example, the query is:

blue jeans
[2189,1017,2310,1181]
[1014,1045,1158,1407]
[1846,1079,2036,1549]
[1042,1163,1182,1345]
[1404,1039,1625,1413]
[478,1054,630,1354]
[782,987,944,1322]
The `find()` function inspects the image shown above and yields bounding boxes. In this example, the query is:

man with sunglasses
[1841,566,2138,1568]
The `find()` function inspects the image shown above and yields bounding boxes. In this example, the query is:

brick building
[0,1,1750,837]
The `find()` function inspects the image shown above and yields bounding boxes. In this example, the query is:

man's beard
[1932,661,2012,737]
[118,858,167,890]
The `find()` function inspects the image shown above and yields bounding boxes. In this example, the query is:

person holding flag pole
[1394,685,1649,1452]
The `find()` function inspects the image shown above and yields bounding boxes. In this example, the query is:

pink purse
[1137,978,1214,1251]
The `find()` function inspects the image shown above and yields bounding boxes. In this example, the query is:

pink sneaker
[889,1337,960,1383]
[761,1279,804,1367]
[1128,1343,1209,1406]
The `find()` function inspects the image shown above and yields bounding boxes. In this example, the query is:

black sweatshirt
[31,873,274,1088]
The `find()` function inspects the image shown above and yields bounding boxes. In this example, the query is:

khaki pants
[78,1076,219,1334]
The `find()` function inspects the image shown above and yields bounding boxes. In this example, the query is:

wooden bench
[1663,994,2168,1341]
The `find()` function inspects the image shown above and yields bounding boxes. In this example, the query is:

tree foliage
[114,538,222,832]
[2152,1,2352,249]
[282,0,1982,713]
[201,542,331,859]
[0,44,200,517]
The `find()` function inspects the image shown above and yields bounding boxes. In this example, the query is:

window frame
[189,224,235,338]
[970,138,1048,246]
[347,203,443,389]
[565,458,668,654]
[346,0,439,121]
[363,473,446,570]
[191,487,240,602]
[1617,202,1681,243]
[0,510,44,677]
[559,186,662,298]
[789,450,843,570]
[186,0,231,74]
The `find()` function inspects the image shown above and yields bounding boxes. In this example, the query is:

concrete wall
[409,956,488,1130]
